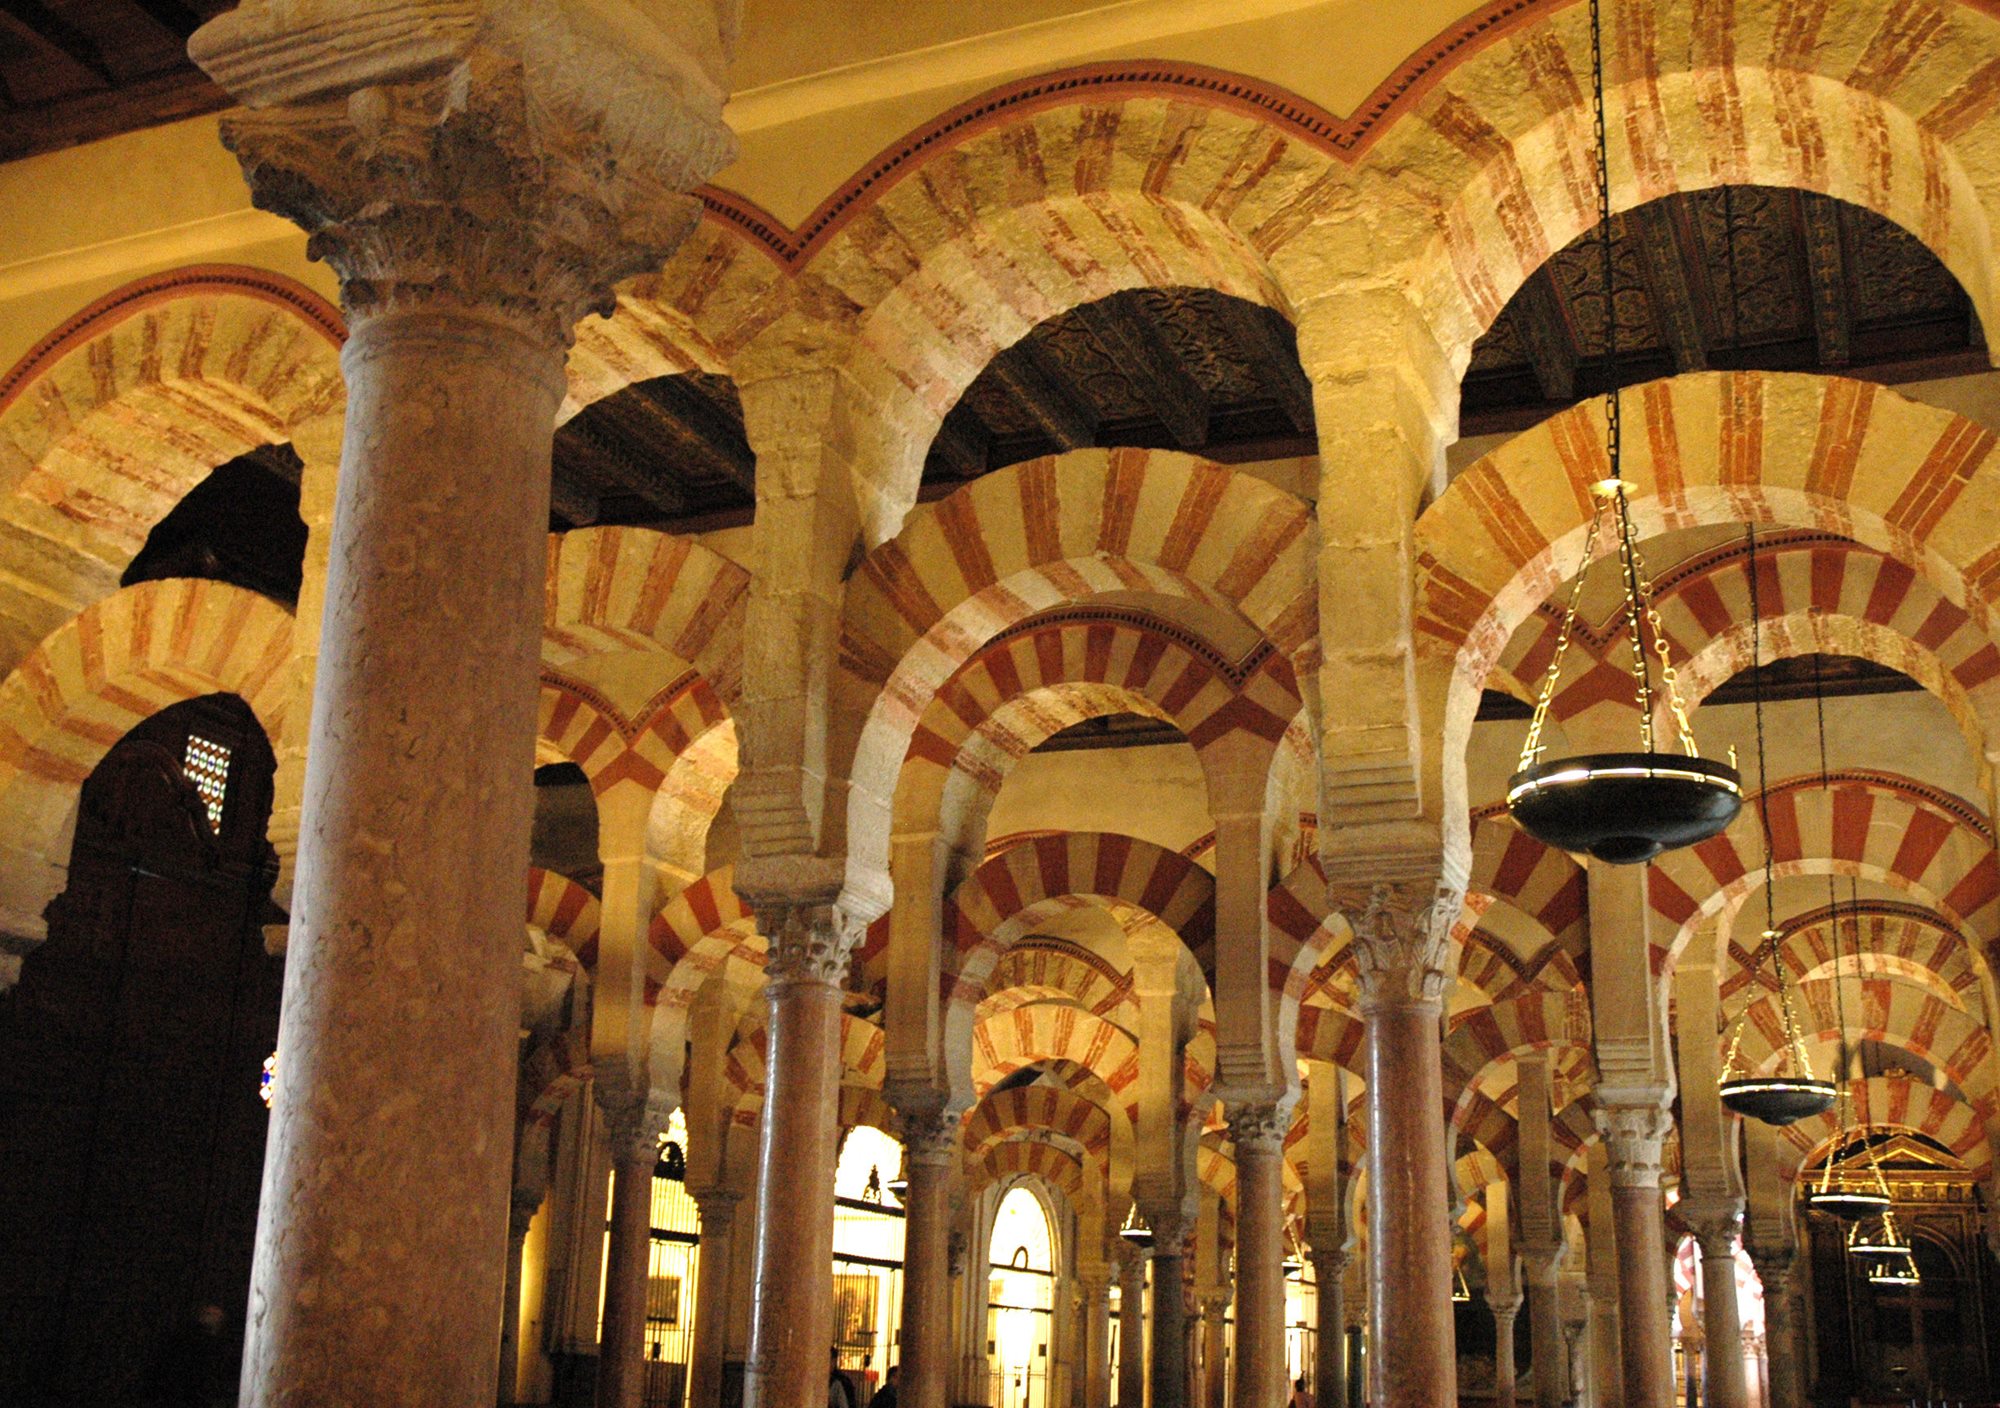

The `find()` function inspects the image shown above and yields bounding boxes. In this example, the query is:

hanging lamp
[1119,1204,1154,1249]
[1504,0,1741,865]
[1718,530,1835,1125]
[1847,1207,1913,1260]
[1450,1260,1472,1304]
[1866,1253,1921,1288]
[1801,660,1892,1217]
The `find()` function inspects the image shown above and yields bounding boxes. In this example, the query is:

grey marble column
[599,1123,663,1408]
[1520,1245,1567,1408]
[1118,1247,1148,1408]
[690,1190,741,1408]
[897,1108,961,1408]
[1683,1208,1748,1408]
[1594,1104,1675,1408]
[1488,1291,1522,1407]
[1309,1250,1348,1408]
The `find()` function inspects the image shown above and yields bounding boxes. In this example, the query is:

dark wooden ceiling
[1462,184,1987,434]
[0,0,234,162]
[549,371,754,531]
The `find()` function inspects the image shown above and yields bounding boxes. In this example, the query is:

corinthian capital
[1226,1098,1295,1155]
[1592,1101,1674,1189]
[896,1106,963,1166]
[191,1,738,344]
[757,898,863,989]
[1330,875,1459,1009]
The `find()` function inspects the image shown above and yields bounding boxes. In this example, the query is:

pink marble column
[599,1127,662,1408]
[185,6,732,1405]
[744,904,854,1408]
[897,1108,961,1408]
[1309,1249,1348,1408]
[1230,1103,1290,1408]
[1117,1245,1148,1408]
[1342,880,1457,1408]
[1595,1105,1675,1408]
[1686,1214,1748,1408]
[690,1190,742,1408]
[1488,1291,1521,1407]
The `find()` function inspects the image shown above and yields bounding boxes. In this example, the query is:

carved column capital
[1745,1246,1793,1294]
[897,1106,963,1167]
[1679,1198,1744,1261]
[1592,1101,1674,1188]
[1308,1246,1350,1283]
[1519,1243,1566,1287]
[1331,876,1460,1010]
[946,1229,970,1279]
[692,1186,742,1223]
[758,900,862,990]
[1227,1098,1295,1155]
[1486,1290,1523,1321]
[192,0,736,347]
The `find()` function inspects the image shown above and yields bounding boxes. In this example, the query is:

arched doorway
[988,1186,1056,1408]
[0,693,281,1405]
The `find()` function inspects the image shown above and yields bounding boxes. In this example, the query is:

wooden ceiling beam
[555,428,693,519]
[929,410,992,480]
[990,342,1098,451]
[7,2,116,84]
[1510,267,1581,403]
[1071,301,1210,450]
[1798,194,1853,368]
[130,0,209,40]
[1627,203,1708,374]
[548,474,600,528]
[1211,298,1317,435]
[639,377,757,495]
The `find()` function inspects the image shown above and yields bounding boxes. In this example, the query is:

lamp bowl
[1807,1189,1891,1221]
[1507,753,1743,864]
[1119,1225,1154,1249]
[1719,1076,1836,1127]
[1848,1239,1913,1260]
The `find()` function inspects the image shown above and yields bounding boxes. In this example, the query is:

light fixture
[1847,1209,1912,1260]
[259,1051,277,1109]
[1504,0,1741,865]
[1866,1254,1921,1288]
[1450,1262,1472,1304]
[885,1152,908,1202]
[661,1139,688,1182]
[1119,1204,1154,1249]
[1718,531,1834,1126]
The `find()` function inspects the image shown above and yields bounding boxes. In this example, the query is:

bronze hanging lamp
[1717,529,1836,1125]
[1865,1252,1921,1288]
[1505,0,1742,864]
[1118,1203,1154,1249]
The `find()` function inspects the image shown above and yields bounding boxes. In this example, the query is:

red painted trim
[0,263,343,418]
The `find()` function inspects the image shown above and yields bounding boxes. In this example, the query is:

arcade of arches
[6,2,2000,1407]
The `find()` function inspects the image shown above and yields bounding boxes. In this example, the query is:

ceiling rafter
[1796,192,1853,368]
[1626,202,1709,373]
[1069,301,1210,449]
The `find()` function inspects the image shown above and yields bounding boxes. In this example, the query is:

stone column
[1519,1246,1566,1408]
[1148,1213,1193,1408]
[1745,1251,1800,1408]
[1594,1104,1675,1408]
[1308,1250,1347,1408]
[897,1108,961,1408]
[1488,1291,1522,1407]
[1230,1103,1291,1408]
[600,1118,665,1408]
[1200,1296,1229,1408]
[743,902,858,1408]
[1117,1246,1148,1408]
[1079,1268,1114,1408]
[184,8,732,1404]
[500,1192,541,1405]
[689,1190,741,1408]
[1683,1208,1748,1408]
[1340,879,1457,1408]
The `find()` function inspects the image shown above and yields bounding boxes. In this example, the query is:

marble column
[1745,1251,1799,1408]
[1343,879,1457,1408]
[690,1190,742,1408]
[1148,1213,1193,1408]
[1488,1291,1522,1407]
[1200,1296,1229,1408]
[500,1192,540,1405]
[184,7,732,1404]
[1308,1250,1347,1408]
[1231,1103,1290,1408]
[1684,1211,1748,1408]
[1594,1105,1675,1408]
[600,1121,664,1408]
[1079,1268,1114,1408]
[744,903,857,1408]
[1519,1246,1566,1408]
[1117,1247,1148,1408]
[897,1108,961,1408]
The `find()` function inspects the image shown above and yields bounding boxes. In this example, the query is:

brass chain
[1518,494,1607,769]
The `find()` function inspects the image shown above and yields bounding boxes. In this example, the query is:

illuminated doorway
[988,1187,1056,1408]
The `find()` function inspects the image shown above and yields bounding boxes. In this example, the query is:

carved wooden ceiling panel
[0,0,234,160]
[549,371,755,530]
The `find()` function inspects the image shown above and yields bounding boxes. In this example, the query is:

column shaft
[247,312,561,1406]
[899,1124,958,1408]
[1200,1299,1228,1408]
[1231,1117,1287,1408]
[1748,1257,1799,1408]
[1080,1275,1113,1408]
[600,1139,661,1408]
[1522,1259,1566,1408]
[690,1194,740,1408]
[1609,1185,1673,1408]
[1310,1254,1347,1408]
[1149,1232,1190,1408]
[1361,996,1456,1408]
[500,1204,536,1406]
[1489,1300,1520,1408]
[1118,1254,1147,1408]
[1696,1236,1748,1408]
[745,936,848,1408]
